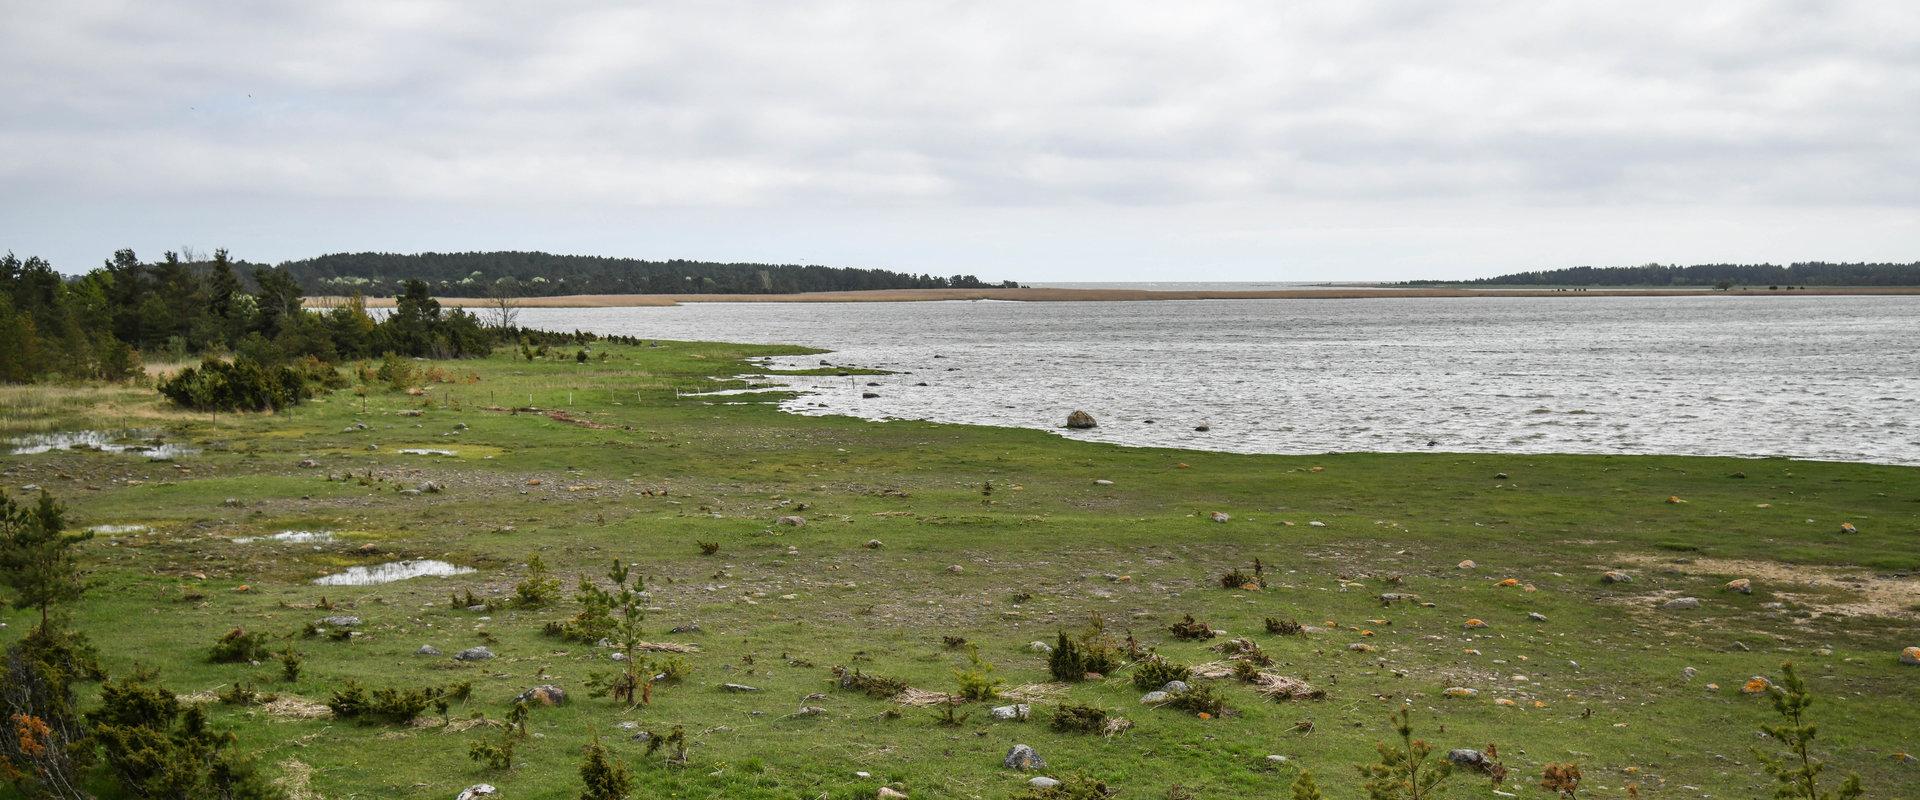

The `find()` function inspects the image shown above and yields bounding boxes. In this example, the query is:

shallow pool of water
[9,430,199,460]
[234,530,335,545]
[312,559,475,586]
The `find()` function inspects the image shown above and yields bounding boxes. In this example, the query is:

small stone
[946,564,964,574]
[1602,570,1633,584]
[1308,520,1327,527]
[1463,618,1488,629]
[855,771,871,779]
[1265,754,1291,766]
[721,683,761,692]
[1726,578,1752,594]
[1347,643,1375,652]
[864,539,883,549]
[877,788,908,799]
[1027,641,1053,654]
[1493,472,1508,479]
[416,645,441,656]
[456,785,497,800]
[318,616,361,628]
[1457,560,1476,569]
[1139,691,1170,704]
[298,459,319,468]
[990,704,1031,720]
[418,481,443,493]
[1527,612,1547,622]
[1027,777,1062,789]
[454,646,494,661]
[796,706,826,716]
[1210,512,1230,523]
[1160,680,1190,693]
[1839,522,1857,534]
[776,515,806,527]
[1663,597,1702,610]
[1093,479,1114,486]
[1003,744,1046,770]
[1442,687,1478,698]
[670,623,702,634]
[1901,646,1920,666]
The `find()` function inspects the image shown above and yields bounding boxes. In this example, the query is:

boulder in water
[1065,410,1097,429]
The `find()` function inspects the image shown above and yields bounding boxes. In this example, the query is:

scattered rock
[1493,472,1508,480]
[1457,560,1476,570]
[1265,754,1291,767]
[1527,612,1547,622]
[1901,646,1920,666]
[1725,578,1752,594]
[418,481,443,493]
[1601,570,1633,584]
[721,683,761,693]
[1346,643,1374,652]
[1139,691,1170,704]
[1447,749,1491,771]
[864,539,884,549]
[1840,522,1857,534]
[317,616,361,628]
[1663,597,1702,610]
[1683,666,1697,680]
[990,704,1031,721]
[670,623,702,634]
[1003,744,1046,771]
[1093,479,1114,486]
[877,788,908,799]
[1160,680,1190,693]
[1743,676,1773,694]
[1027,641,1053,654]
[297,459,319,468]
[516,685,567,706]
[456,785,497,800]
[776,516,806,527]
[1065,411,1097,429]
[1027,777,1062,789]
[454,646,494,661]
[415,645,441,656]
[1442,687,1478,698]
[1379,593,1420,604]
[1210,512,1230,523]
[945,565,964,574]
[1194,423,1210,432]
[222,498,242,508]
[1308,520,1327,528]
[1463,618,1488,629]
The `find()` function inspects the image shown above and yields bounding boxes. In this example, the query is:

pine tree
[0,490,91,632]
[578,736,633,800]
[1757,662,1863,800]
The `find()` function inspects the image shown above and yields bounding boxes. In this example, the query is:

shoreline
[311,285,1920,308]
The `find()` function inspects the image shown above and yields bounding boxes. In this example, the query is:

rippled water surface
[519,296,1920,465]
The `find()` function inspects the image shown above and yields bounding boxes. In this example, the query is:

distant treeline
[1,248,630,394]
[277,251,1017,296]
[1411,262,1920,287]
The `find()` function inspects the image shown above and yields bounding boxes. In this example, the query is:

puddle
[397,448,458,457]
[9,430,198,460]
[87,524,151,534]
[234,530,335,545]
[312,559,475,586]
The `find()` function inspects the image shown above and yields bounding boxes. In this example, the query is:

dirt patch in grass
[1617,553,1920,619]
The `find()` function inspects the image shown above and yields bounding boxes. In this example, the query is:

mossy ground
[2,341,1916,799]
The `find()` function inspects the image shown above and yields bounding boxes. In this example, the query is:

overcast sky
[3,1,1916,281]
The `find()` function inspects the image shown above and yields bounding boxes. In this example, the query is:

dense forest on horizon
[1409,261,1920,287]
[273,250,1018,296]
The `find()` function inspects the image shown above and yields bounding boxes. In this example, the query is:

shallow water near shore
[522,295,1920,466]
[312,559,474,586]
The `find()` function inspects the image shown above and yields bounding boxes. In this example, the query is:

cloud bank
[3,1,1916,279]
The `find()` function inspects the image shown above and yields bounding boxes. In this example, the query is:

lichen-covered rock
[1065,410,1097,429]
[1602,570,1633,584]
[1725,578,1752,594]
[1900,646,1920,666]
[454,646,494,661]
[1004,744,1046,770]
[1663,597,1702,610]
[516,684,567,706]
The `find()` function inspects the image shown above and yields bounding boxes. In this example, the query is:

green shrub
[952,646,1001,701]
[326,680,447,725]
[1048,619,1123,682]
[1757,662,1863,800]
[89,667,285,799]
[1169,614,1216,640]
[513,554,560,607]
[831,666,907,699]
[1164,684,1228,717]
[209,628,270,663]
[159,357,320,412]
[1131,656,1191,691]
[1050,703,1108,734]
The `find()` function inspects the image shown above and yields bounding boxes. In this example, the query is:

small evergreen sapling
[1757,662,1863,800]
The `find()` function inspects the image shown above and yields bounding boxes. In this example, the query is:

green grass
[2,340,1916,799]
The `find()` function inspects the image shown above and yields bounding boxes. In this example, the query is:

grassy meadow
[1,340,1916,799]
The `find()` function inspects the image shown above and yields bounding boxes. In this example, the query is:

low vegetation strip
[0,339,1914,798]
